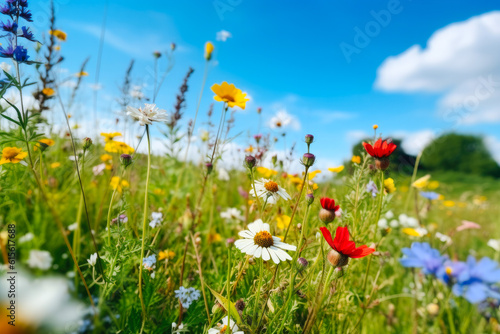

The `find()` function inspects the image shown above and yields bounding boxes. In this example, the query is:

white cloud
[346,130,369,143]
[485,136,500,164]
[216,30,232,42]
[375,11,500,125]
[399,129,436,156]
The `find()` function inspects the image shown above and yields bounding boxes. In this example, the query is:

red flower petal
[348,245,376,258]
[362,142,375,157]
[319,227,336,250]
[333,226,353,253]
[320,197,337,211]
[387,142,397,156]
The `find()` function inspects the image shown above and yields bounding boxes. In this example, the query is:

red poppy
[320,197,339,212]
[319,226,375,259]
[362,138,397,159]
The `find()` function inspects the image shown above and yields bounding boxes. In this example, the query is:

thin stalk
[404,150,423,213]
[252,259,264,327]
[106,187,118,245]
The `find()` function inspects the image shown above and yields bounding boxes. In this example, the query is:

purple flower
[0,3,15,16]
[452,256,500,304]
[420,191,440,200]
[13,45,28,62]
[19,26,36,42]
[0,42,14,57]
[366,180,378,198]
[19,7,32,22]
[1,20,17,33]
[399,242,447,275]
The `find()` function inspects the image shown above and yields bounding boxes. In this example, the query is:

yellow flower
[54,45,61,51]
[100,132,122,142]
[158,250,175,261]
[200,130,210,142]
[42,87,55,96]
[211,82,250,110]
[384,178,396,193]
[412,174,431,189]
[153,188,165,195]
[443,200,455,207]
[104,141,134,154]
[49,29,67,41]
[328,166,344,173]
[208,233,222,243]
[34,138,55,151]
[257,166,278,178]
[0,147,28,165]
[50,162,61,169]
[276,215,291,229]
[245,145,254,153]
[308,170,321,180]
[402,228,421,237]
[204,41,214,60]
[351,155,361,164]
[428,180,439,190]
[100,154,113,162]
[110,176,129,193]
[373,124,378,129]
[76,71,88,77]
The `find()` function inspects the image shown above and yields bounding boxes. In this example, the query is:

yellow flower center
[276,121,282,127]
[264,181,279,193]
[254,231,274,248]
[3,148,19,160]
[445,266,452,276]
[220,325,228,333]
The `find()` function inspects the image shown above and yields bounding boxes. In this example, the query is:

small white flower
[217,167,230,181]
[234,219,296,264]
[19,232,34,243]
[220,208,244,222]
[87,253,97,267]
[93,163,106,176]
[435,232,452,245]
[67,222,78,231]
[488,239,500,252]
[172,322,184,331]
[385,210,394,219]
[249,178,291,205]
[126,103,168,126]
[27,250,53,270]
[377,218,388,229]
[389,219,400,228]
[335,208,343,218]
[208,316,244,334]
[269,109,299,130]
[149,212,163,228]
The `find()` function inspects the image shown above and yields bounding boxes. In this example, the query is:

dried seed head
[327,249,349,267]
[375,158,390,170]
[319,208,336,224]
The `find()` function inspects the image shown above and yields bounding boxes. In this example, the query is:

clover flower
[234,219,296,264]
[174,286,201,309]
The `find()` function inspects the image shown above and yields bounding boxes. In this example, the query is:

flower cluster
[0,0,35,64]
[400,242,500,304]
[174,286,201,309]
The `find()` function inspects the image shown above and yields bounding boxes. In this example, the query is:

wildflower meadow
[1,1,500,333]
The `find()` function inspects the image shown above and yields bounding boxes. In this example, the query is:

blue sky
[27,0,500,169]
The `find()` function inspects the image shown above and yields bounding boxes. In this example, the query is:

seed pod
[319,208,336,224]
[327,249,349,267]
[375,158,390,170]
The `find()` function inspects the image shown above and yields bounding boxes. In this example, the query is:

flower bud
[226,237,235,247]
[83,137,92,150]
[205,162,213,174]
[257,107,262,114]
[296,223,302,230]
[235,299,245,312]
[375,158,390,170]
[305,134,314,144]
[373,124,378,130]
[153,51,161,58]
[271,154,277,166]
[204,41,214,60]
[170,43,176,51]
[297,257,309,271]
[245,155,256,169]
[254,134,262,144]
[327,249,349,267]
[319,208,336,223]
[120,154,132,167]
[306,193,315,206]
[426,303,439,316]
[302,153,315,168]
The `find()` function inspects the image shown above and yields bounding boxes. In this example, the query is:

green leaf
[206,284,242,325]
[0,112,20,126]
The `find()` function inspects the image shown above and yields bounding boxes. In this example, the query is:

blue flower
[366,180,378,198]
[12,45,28,62]
[436,260,467,284]
[142,254,156,270]
[19,26,36,42]
[19,7,32,22]
[452,256,500,304]
[174,286,201,309]
[0,3,15,16]
[1,20,17,33]
[0,43,14,57]
[400,242,447,275]
[420,191,440,200]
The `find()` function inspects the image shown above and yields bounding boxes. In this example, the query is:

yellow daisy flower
[351,155,361,164]
[42,87,55,96]
[100,132,122,142]
[34,139,55,151]
[50,162,61,169]
[256,166,278,178]
[49,29,67,41]
[104,141,134,155]
[110,176,129,193]
[211,82,250,110]
[328,166,344,173]
[158,250,175,261]
[384,178,396,193]
[276,215,291,229]
[308,170,321,180]
[0,147,28,165]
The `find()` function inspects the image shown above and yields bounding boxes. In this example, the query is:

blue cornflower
[0,3,15,16]
[366,180,378,198]
[12,45,28,62]
[452,256,500,304]
[174,286,201,309]
[18,0,29,7]
[142,254,156,270]
[400,242,447,275]
[19,26,36,42]
[0,43,14,57]
[436,260,467,284]
[420,191,440,200]
[19,7,32,22]
[1,20,17,33]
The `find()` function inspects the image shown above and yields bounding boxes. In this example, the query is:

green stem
[404,150,423,213]
[252,259,264,328]
[227,247,232,334]
[106,187,118,245]
[138,125,151,327]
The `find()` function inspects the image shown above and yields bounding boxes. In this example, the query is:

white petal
[270,246,288,261]
[239,230,254,238]
[262,248,271,261]
[240,241,257,253]
[248,222,261,234]
[275,241,297,251]
[254,246,262,259]
[268,248,280,264]
[245,244,258,256]
[261,222,271,232]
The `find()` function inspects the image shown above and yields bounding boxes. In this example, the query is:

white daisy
[26,250,53,270]
[126,103,168,126]
[208,317,243,334]
[249,178,291,205]
[234,219,296,264]
[220,208,244,222]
